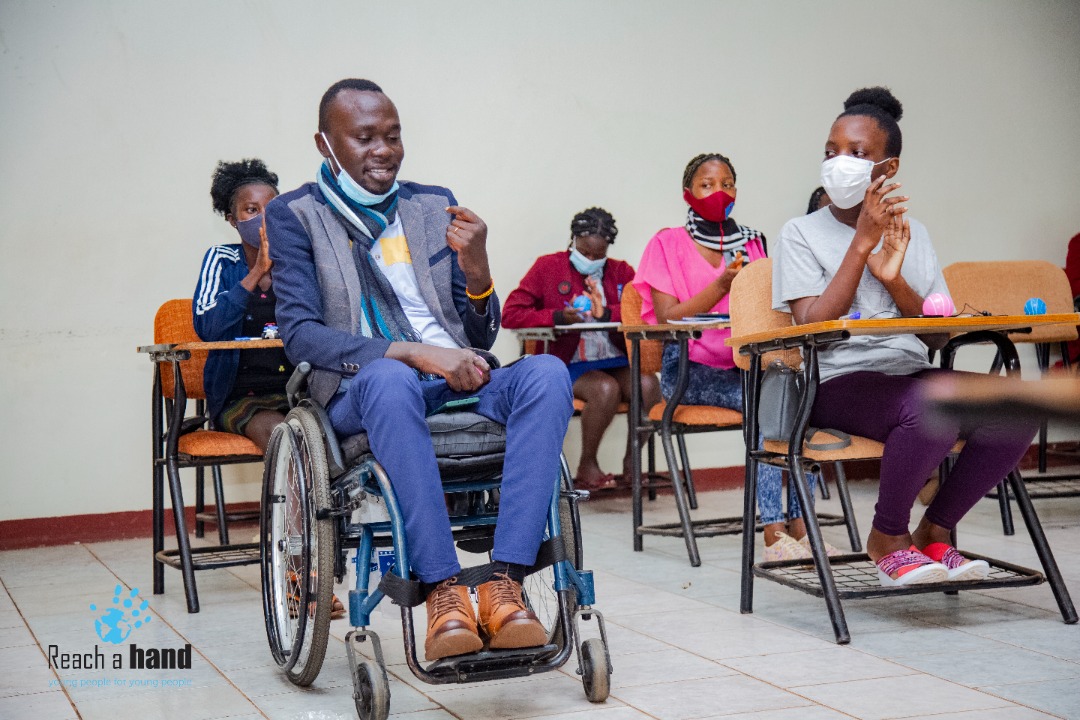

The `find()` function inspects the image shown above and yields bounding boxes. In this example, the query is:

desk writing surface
[137,339,284,353]
[553,322,622,332]
[725,313,1080,348]
[620,321,731,335]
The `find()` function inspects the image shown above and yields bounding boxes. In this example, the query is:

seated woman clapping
[773,86,1038,586]
[632,153,827,561]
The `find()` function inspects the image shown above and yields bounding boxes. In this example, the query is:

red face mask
[683,188,735,222]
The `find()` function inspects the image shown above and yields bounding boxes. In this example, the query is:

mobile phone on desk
[428,396,480,416]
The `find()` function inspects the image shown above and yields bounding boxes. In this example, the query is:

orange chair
[150,299,262,613]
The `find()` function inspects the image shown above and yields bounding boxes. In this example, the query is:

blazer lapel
[314,202,362,333]
[398,197,458,335]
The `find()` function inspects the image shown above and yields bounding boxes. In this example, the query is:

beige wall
[1,1,1078,522]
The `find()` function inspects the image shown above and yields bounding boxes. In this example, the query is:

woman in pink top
[633,153,825,561]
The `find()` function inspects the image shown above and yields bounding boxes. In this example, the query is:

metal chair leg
[659,424,700,566]
[676,431,698,510]
[831,462,861,552]
[791,460,850,644]
[195,466,206,539]
[818,465,831,500]
[1008,469,1077,624]
[647,434,658,502]
[739,455,759,614]
[166,461,200,613]
[212,465,229,545]
[997,479,1015,536]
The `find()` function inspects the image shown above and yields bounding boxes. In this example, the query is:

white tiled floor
[3,478,1079,719]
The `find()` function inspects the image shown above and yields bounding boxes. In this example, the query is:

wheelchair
[259,363,612,720]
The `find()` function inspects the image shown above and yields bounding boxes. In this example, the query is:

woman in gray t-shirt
[773,87,1038,587]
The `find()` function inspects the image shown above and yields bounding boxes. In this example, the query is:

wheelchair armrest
[939,330,1021,374]
[286,362,312,408]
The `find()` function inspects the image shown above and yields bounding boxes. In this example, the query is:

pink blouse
[632,226,767,369]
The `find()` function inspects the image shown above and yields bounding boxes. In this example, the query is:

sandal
[921,542,990,582]
[875,546,948,587]
[575,473,618,492]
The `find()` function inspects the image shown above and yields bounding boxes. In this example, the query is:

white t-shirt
[772,207,949,383]
[370,216,459,349]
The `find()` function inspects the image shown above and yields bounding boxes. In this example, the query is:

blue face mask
[320,132,399,204]
[570,248,606,276]
[235,214,264,248]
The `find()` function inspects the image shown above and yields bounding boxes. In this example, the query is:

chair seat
[341,411,507,466]
[647,401,742,427]
[763,433,965,462]
[177,430,262,458]
[573,399,630,413]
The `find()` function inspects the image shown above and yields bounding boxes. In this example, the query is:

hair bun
[843,87,903,122]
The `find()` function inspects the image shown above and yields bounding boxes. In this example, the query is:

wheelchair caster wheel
[580,637,610,703]
[352,657,390,720]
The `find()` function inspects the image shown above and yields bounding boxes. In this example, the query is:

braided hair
[837,86,903,157]
[570,207,618,244]
[682,153,736,190]
[807,186,828,214]
[210,158,279,216]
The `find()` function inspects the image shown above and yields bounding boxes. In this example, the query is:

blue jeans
[661,343,815,525]
[328,354,574,583]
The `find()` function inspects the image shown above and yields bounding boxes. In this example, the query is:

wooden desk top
[925,373,1080,426]
[726,313,1080,348]
[137,339,284,354]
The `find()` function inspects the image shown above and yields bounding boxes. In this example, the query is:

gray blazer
[267,181,501,407]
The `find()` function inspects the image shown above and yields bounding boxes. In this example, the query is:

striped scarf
[316,163,431,372]
[686,209,750,265]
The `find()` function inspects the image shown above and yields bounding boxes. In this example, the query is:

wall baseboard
[2,442,1074,551]
[0,502,260,551]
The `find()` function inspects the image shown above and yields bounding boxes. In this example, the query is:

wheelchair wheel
[580,637,610,702]
[260,409,336,687]
[522,485,579,648]
[352,657,390,720]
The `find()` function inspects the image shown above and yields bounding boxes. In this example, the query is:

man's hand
[446,205,491,284]
[409,344,490,392]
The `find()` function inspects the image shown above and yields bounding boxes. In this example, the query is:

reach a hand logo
[90,585,151,644]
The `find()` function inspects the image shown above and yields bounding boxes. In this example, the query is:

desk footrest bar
[637,513,847,538]
[754,551,1043,600]
[155,544,260,571]
[195,510,260,524]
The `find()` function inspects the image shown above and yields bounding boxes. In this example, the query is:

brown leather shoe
[424,579,483,661]
[477,573,547,649]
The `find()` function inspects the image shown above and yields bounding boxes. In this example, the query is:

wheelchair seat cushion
[341,411,507,466]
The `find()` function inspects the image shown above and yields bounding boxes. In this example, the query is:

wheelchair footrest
[425,644,559,683]
[637,512,848,538]
[754,551,1044,600]
[155,543,260,571]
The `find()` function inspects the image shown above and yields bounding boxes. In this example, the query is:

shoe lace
[487,573,525,609]
[430,578,469,618]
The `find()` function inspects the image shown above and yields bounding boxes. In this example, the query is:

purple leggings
[811,369,1038,536]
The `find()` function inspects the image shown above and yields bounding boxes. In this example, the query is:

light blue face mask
[320,132,399,205]
[570,248,606,276]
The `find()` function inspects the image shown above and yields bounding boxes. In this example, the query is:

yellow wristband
[465,279,495,301]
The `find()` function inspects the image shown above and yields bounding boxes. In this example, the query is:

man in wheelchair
[266,78,575,661]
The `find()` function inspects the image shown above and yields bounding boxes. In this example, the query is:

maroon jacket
[503,251,636,364]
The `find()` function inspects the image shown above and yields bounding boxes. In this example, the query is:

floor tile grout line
[0,558,85,718]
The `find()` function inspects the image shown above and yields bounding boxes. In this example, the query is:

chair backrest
[154,299,208,400]
[620,283,664,374]
[728,258,802,372]
[943,260,1078,344]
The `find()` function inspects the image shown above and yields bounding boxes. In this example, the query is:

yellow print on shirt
[378,234,412,266]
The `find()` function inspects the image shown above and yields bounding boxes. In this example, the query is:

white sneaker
[799,534,842,557]
[763,532,813,562]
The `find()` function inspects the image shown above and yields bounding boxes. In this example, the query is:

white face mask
[320,132,399,204]
[820,155,893,210]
